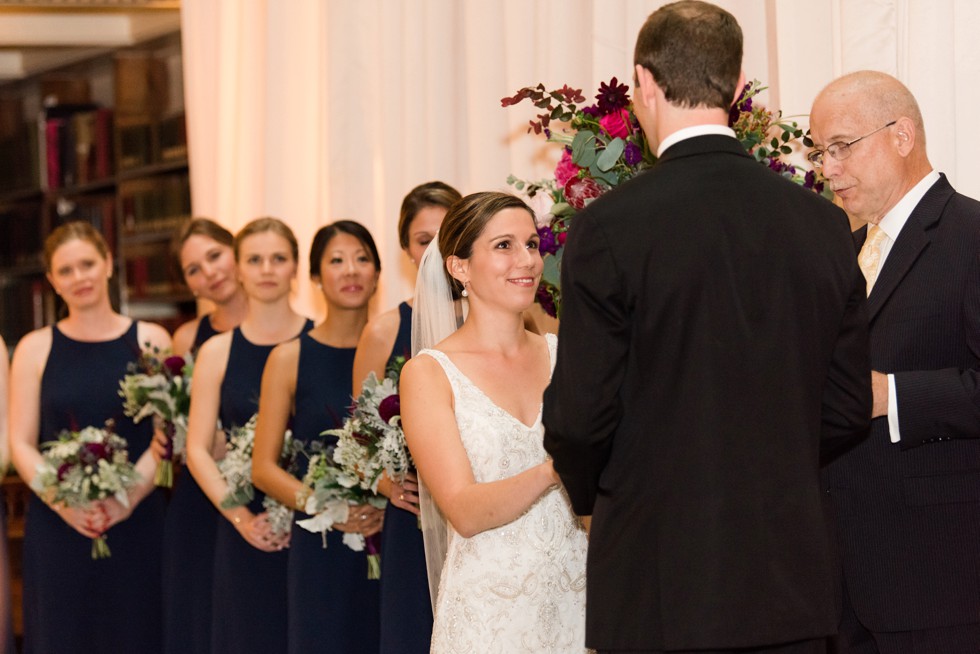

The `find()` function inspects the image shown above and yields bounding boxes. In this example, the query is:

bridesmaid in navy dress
[253,221,384,653]
[185,218,311,654]
[0,334,15,654]
[352,182,460,653]
[9,221,171,653]
[162,218,248,654]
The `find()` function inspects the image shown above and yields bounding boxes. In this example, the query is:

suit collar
[656,134,751,164]
[862,173,953,321]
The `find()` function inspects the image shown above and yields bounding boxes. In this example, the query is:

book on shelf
[41,104,113,190]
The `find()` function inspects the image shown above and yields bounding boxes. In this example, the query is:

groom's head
[633,1,742,111]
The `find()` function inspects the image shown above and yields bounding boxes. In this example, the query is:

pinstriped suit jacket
[826,173,980,632]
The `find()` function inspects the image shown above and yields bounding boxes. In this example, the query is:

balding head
[814,71,926,149]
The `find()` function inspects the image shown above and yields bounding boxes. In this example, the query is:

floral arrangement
[503,77,826,318]
[118,347,194,487]
[30,422,142,559]
[294,442,387,578]
[330,355,412,493]
[217,414,302,538]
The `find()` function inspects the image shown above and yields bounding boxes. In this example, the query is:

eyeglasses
[806,120,897,167]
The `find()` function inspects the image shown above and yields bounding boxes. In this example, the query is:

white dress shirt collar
[875,170,941,243]
[657,124,737,157]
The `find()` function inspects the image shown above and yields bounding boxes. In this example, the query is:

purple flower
[378,394,401,424]
[57,462,74,481]
[728,83,752,127]
[596,77,630,114]
[163,355,186,376]
[79,442,108,465]
[536,284,558,319]
[624,141,642,167]
[537,225,560,256]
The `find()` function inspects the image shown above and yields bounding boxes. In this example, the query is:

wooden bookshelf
[0,31,194,349]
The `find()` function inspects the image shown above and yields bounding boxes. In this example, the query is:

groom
[543,2,872,653]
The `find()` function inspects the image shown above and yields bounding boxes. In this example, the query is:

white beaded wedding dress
[420,334,590,654]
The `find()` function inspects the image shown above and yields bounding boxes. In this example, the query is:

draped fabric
[180,0,980,316]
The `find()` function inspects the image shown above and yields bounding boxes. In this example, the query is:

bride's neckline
[425,340,553,431]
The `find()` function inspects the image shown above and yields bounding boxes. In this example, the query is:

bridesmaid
[170,218,248,356]
[162,218,248,654]
[9,221,170,653]
[185,217,311,654]
[0,334,14,654]
[253,220,384,654]
[352,181,460,653]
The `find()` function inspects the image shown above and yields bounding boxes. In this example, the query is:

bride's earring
[461,281,469,298]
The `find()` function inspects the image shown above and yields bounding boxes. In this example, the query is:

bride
[400,191,589,653]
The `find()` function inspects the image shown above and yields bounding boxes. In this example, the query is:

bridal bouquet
[331,355,412,493]
[118,347,194,487]
[31,422,142,559]
[503,77,825,318]
[218,414,302,537]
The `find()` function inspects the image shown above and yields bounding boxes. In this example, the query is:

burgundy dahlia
[378,394,401,424]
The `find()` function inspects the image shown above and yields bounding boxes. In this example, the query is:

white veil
[411,236,463,611]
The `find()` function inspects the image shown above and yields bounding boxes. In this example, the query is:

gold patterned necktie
[858,224,888,295]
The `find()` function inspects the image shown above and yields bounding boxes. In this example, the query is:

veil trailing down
[410,236,461,610]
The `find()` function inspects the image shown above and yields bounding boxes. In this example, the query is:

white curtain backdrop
[181,0,980,317]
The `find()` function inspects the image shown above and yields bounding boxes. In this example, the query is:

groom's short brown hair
[634,0,742,111]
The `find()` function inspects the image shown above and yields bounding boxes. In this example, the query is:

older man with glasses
[809,70,980,654]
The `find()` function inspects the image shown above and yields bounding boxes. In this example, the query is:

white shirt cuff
[886,373,901,443]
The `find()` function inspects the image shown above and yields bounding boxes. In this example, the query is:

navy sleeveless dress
[0,485,15,654]
[379,302,433,654]
[23,322,165,654]
[288,332,381,653]
[162,314,222,654]
[211,322,310,654]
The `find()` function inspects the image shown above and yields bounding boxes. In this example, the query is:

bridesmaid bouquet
[331,355,412,493]
[30,422,142,559]
[295,442,387,578]
[502,77,825,317]
[218,414,302,538]
[118,347,194,487]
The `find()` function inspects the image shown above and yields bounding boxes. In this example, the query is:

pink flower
[525,191,555,227]
[554,149,581,187]
[599,108,632,139]
[557,231,567,246]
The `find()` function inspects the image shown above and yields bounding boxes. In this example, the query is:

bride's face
[456,208,542,312]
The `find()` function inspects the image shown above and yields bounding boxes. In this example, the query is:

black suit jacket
[825,174,980,632]
[543,135,872,651]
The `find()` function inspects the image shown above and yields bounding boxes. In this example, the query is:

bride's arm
[401,355,559,538]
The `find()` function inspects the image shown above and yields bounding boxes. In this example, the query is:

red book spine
[95,108,113,179]
[45,119,63,189]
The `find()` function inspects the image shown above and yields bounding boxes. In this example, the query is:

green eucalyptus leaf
[542,254,561,287]
[572,130,598,168]
[551,202,575,217]
[770,137,779,149]
[780,145,792,155]
[596,138,625,172]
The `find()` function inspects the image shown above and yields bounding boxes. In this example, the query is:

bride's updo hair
[437,191,534,295]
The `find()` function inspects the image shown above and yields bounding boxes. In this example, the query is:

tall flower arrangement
[118,347,194,488]
[503,78,826,318]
